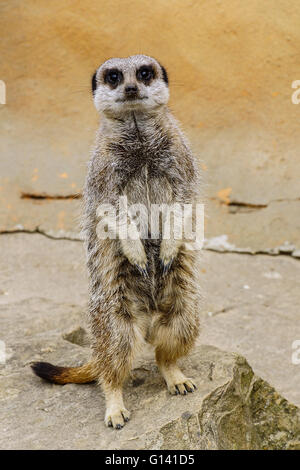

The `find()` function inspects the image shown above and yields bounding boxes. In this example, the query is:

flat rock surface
[1,233,299,449]
[2,340,300,450]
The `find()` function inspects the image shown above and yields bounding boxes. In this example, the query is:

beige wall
[1,1,300,252]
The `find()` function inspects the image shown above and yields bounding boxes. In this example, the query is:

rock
[292,250,300,259]
[1,233,300,449]
[205,200,300,255]
[194,353,300,450]
[1,343,299,450]
[62,326,89,347]
[279,242,296,254]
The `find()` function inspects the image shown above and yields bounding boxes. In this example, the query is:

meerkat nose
[125,85,138,98]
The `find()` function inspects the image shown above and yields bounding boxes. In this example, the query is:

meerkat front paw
[120,239,148,277]
[105,407,131,430]
[159,239,180,275]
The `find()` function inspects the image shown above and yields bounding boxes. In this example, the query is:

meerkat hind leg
[156,351,197,395]
[102,382,131,429]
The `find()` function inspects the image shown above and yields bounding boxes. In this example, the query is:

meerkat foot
[168,378,197,395]
[105,407,131,430]
[103,384,131,430]
[158,363,197,395]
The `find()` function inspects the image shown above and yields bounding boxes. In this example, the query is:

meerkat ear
[160,64,169,85]
[91,70,98,96]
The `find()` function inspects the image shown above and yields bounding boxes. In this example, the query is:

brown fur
[32,55,202,429]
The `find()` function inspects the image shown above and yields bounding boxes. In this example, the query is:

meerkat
[31,55,202,430]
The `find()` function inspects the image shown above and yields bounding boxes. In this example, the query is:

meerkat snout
[92,54,170,117]
[124,84,138,100]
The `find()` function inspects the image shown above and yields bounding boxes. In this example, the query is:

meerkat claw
[167,378,197,396]
[105,407,130,429]
[176,384,187,395]
[136,263,149,278]
[184,383,194,392]
[161,259,173,276]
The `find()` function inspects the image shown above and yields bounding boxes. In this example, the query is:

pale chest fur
[107,131,184,208]
[123,164,174,208]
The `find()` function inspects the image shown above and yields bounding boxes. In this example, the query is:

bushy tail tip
[31,361,97,384]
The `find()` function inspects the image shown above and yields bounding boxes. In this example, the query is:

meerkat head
[92,55,169,118]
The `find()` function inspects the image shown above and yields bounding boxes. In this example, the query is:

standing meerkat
[32,55,202,430]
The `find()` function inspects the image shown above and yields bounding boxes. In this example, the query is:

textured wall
[1,0,300,252]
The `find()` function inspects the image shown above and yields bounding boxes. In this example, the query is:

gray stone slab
[0,233,300,449]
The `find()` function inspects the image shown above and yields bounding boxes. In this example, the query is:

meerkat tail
[31,360,98,384]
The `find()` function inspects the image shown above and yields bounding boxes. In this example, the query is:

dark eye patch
[136,65,155,84]
[104,68,123,87]
[91,71,97,95]
[160,64,168,85]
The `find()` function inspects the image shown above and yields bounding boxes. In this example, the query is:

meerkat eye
[104,69,123,86]
[137,66,154,83]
